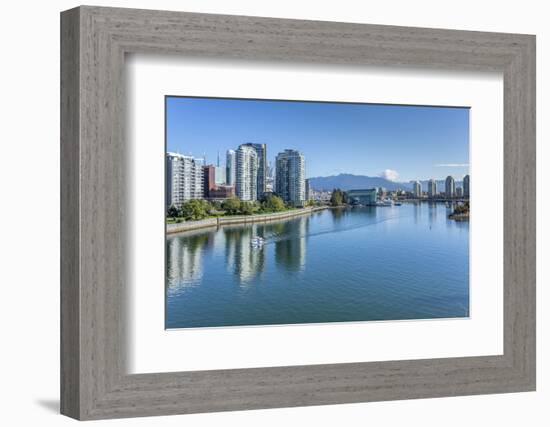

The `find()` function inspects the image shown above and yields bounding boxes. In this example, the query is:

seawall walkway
[166,206,327,235]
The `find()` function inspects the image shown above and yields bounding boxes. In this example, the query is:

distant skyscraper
[445,175,456,197]
[428,179,437,198]
[166,152,204,207]
[463,174,470,198]
[236,145,258,201]
[275,149,306,206]
[265,160,274,192]
[226,149,236,186]
[266,161,274,180]
[412,181,422,198]
[456,187,464,197]
[305,178,311,201]
[241,143,267,197]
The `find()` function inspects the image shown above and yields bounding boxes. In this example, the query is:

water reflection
[166,231,210,291]
[428,201,438,222]
[166,204,460,292]
[224,225,266,284]
[273,217,308,272]
[330,207,348,223]
[167,214,312,290]
[166,203,470,328]
[413,201,421,224]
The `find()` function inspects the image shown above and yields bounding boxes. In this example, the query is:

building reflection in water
[167,214,311,290]
[223,224,265,285]
[428,201,438,223]
[166,231,211,293]
[273,217,308,272]
[413,201,421,224]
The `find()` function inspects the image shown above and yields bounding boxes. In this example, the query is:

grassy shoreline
[166,206,327,235]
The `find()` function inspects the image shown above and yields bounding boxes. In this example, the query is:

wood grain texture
[60,6,536,420]
[60,7,80,419]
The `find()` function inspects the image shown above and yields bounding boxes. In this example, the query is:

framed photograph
[61,6,535,420]
[163,97,472,330]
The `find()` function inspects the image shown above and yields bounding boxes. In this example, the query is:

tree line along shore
[166,188,469,230]
[167,194,321,224]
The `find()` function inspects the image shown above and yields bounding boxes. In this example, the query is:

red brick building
[209,185,235,200]
[203,165,216,198]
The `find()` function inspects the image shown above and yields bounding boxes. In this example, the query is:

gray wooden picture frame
[60,5,536,420]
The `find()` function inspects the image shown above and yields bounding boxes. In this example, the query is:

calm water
[166,203,469,329]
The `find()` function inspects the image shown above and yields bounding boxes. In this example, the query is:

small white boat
[377,199,394,207]
[250,236,265,247]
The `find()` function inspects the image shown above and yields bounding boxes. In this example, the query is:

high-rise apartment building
[463,174,470,198]
[226,149,236,186]
[166,152,204,207]
[412,181,422,198]
[275,149,306,206]
[241,143,267,197]
[445,175,456,198]
[305,178,312,202]
[428,179,437,198]
[236,145,258,201]
[265,161,274,193]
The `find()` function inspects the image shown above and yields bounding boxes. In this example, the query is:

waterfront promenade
[166,206,328,235]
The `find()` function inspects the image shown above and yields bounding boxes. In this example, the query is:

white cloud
[379,169,400,181]
[435,163,469,167]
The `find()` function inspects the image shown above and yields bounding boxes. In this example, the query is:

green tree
[330,188,344,206]
[454,201,470,214]
[210,200,222,211]
[222,197,242,215]
[202,199,214,215]
[167,205,179,218]
[239,201,254,215]
[180,199,209,221]
[262,194,286,212]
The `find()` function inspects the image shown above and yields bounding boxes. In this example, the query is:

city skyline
[166,143,309,207]
[165,97,470,330]
[166,96,470,182]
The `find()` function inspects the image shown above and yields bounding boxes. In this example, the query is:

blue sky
[166,96,470,182]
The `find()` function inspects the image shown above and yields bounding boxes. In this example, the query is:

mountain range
[307,174,463,192]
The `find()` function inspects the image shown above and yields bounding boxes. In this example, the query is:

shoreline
[166,206,328,235]
[448,213,470,221]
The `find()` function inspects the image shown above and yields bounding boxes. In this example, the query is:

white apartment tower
[236,145,258,201]
[445,175,456,197]
[412,181,422,198]
[166,152,204,207]
[241,143,267,197]
[428,179,437,198]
